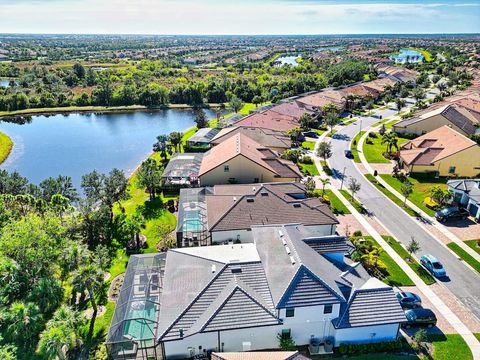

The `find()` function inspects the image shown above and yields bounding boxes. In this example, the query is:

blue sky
[0,0,479,34]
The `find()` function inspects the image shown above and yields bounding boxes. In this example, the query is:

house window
[254,177,259,183]
[224,165,230,172]
[448,166,456,174]
[324,304,333,314]
[286,308,295,318]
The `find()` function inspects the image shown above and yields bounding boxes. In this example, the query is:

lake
[0,109,214,189]
[0,79,12,87]
[390,48,424,64]
[275,55,300,66]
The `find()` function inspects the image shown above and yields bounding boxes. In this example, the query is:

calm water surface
[390,48,424,63]
[0,109,214,188]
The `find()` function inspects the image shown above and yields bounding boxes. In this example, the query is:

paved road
[328,107,480,321]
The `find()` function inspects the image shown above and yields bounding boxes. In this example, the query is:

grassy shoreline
[0,131,13,164]
[0,103,224,118]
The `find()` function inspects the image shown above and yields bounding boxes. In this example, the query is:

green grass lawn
[298,162,319,176]
[362,236,414,286]
[385,119,398,129]
[323,189,351,215]
[475,333,480,342]
[365,174,418,217]
[383,236,436,285]
[301,140,315,150]
[351,131,365,163]
[447,242,480,273]
[430,334,472,360]
[339,189,365,214]
[326,129,337,137]
[0,131,13,164]
[465,240,480,255]
[320,160,333,176]
[363,133,409,164]
[379,174,447,217]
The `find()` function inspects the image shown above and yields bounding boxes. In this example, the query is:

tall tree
[168,131,183,152]
[194,109,208,129]
[347,177,361,201]
[316,141,332,162]
[137,158,162,200]
[400,181,413,207]
[229,95,243,113]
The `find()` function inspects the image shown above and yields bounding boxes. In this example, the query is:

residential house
[162,152,204,186]
[211,126,292,153]
[176,182,339,247]
[118,224,405,359]
[393,104,480,136]
[447,179,480,220]
[198,133,301,186]
[186,127,221,148]
[234,110,300,132]
[211,351,310,360]
[399,125,480,177]
[297,90,346,113]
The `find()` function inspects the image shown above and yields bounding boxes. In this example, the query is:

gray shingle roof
[334,287,406,328]
[210,187,338,232]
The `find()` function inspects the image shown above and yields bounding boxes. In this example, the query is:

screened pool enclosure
[106,253,165,359]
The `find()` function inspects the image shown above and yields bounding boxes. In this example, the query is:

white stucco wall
[334,323,400,346]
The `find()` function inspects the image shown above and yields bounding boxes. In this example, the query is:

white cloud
[0,0,478,34]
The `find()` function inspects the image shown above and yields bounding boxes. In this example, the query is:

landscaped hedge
[338,339,408,356]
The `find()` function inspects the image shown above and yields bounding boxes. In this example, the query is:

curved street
[327,109,480,321]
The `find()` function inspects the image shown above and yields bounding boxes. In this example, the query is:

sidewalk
[357,122,480,264]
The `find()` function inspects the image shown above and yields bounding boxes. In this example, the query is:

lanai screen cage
[106,253,165,360]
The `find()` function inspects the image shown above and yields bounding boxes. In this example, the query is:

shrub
[338,339,407,356]
[368,132,378,138]
[365,138,373,145]
[300,155,313,164]
[353,230,363,237]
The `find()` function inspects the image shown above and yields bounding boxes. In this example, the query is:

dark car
[302,131,319,139]
[344,149,353,159]
[435,207,469,223]
[403,308,437,329]
[396,291,422,309]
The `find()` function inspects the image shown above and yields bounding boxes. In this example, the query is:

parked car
[420,254,447,278]
[396,291,422,309]
[344,149,353,159]
[403,308,437,329]
[435,207,469,223]
[302,131,318,139]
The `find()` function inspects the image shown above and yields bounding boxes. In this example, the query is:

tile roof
[334,285,406,328]
[158,245,278,341]
[211,126,292,150]
[297,90,346,109]
[208,186,338,232]
[199,133,301,179]
[235,110,300,132]
[400,125,478,166]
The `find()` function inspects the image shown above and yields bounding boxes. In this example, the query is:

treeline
[0,59,371,111]
[0,168,145,359]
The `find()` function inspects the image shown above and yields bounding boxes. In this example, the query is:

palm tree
[319,177,330,196]
[29,277,64,314]
[406,237,421,261]
[395,98,406,112]
[37,326,75,360]
[400,181,413,207]
[437,82,447,92]
[324,112,338,133]
[381,132,399,154]
[168,131,183,152]
[4,302,44,346]
[72,264,103,315]
[343,94,358,112]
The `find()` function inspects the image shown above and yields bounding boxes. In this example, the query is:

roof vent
[261,192,269,196]
[233,196,237,202]
[282,238,287,246]
[278,230,284,237]
[252,187,256,192]
[211,265,216,273]
[246,198,254,203]
[231,267,242,274]
[293,203,301,208]
[285,246,291,255]
[290,256,296,265]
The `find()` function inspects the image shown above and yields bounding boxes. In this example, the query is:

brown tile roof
[297,90,346,109]
[270,101,312,118]
[235,110,300,132]
[208,185,338,232]
[400,125,478,166]
[199,133,301,178]
[362,77,398,92]
[340,84,380,98]
[211,126,292,150]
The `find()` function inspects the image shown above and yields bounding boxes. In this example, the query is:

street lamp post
[340,167,347,190]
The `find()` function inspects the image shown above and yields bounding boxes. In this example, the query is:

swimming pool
[123,298,157,341]
[183,210,203,232]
